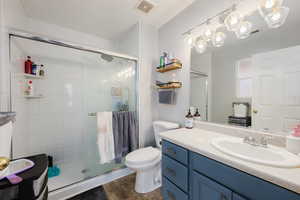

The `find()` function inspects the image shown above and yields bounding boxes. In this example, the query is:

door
[191,171,232,200]
[252,45,300,133]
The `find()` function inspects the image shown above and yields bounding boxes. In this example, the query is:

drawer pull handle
[166,148,177,156]
[166,167,176,177]
[167,190,176,200]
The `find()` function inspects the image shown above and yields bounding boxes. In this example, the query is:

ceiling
[20,0,195,40]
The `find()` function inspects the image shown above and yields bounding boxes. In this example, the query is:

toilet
[125,121,179,193]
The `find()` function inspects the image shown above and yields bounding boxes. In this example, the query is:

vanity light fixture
[195,37,208,54]
[183,0,289,54]
[212,32,226,47]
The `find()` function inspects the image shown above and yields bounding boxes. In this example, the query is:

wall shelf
[156,82,182,89]
[156,63,182,73]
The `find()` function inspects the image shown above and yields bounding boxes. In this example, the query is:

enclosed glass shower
[9,34,138,191]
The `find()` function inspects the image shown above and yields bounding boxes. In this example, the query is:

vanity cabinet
[162,140,300,200]
[191,171,232,200]
[233,194,247,200]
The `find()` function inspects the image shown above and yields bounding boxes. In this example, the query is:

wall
[116,24,139,58]
[158,0,236,125]
[138,22,159,147]
[0,0,5,111]
[114,21,159,147]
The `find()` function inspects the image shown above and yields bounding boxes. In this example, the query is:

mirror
[190,0,300,135]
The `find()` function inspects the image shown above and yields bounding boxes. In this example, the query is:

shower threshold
[48,167,133,200]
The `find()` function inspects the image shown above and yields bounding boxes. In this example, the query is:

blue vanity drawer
[162,178,188,200]
[162,155,188,192]
[162,140,188,165]
[190,152,300,200]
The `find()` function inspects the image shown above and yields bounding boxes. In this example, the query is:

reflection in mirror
[189,0,300,136]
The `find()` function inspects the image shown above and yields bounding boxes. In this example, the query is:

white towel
[97,112,115,164]
[0,121,13,158]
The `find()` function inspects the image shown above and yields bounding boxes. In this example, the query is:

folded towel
[97,112,115,164]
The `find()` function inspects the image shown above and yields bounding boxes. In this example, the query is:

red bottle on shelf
[24,56,33,74]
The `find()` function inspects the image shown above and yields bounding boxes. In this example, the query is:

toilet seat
[126,147,160,167]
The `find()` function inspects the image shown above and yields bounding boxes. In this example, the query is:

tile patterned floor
[68,174,163,200]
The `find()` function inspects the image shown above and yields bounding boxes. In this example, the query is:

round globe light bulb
[212,32,226,47]
[184,35,194,47]
[224,12,243,31]
[230,16,239,26]
[195,38,207,54]
[235,21,252,39]
[264,0,276,9]
[271,11,281,21]
[240,25,248,34]
[204,29,213,38]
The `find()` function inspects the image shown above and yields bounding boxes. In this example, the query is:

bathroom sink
[211,137,300,168]
[0,159,35,184]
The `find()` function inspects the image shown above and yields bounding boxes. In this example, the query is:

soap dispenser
[185,109,194,129]
[194,108,202,121]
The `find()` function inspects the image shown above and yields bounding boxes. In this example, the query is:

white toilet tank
[153,121,179,148]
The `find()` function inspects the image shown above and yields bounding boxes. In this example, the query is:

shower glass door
[9,36,137,191]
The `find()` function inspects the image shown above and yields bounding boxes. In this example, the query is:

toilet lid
[126,147,160,166]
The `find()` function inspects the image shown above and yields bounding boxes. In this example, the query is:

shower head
[101,53,114,62]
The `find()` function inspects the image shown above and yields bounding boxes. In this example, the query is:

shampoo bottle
[25,80,34,96]
[39,64,45,76]
[185,109,194,129]
[24,56,33,74]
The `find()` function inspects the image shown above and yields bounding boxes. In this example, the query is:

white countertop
[160,128,300,194]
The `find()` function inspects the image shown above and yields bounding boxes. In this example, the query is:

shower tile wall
[10,38,136,171]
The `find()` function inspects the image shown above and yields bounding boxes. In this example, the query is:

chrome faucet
[243,136,271,148]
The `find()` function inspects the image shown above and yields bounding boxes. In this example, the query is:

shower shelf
[24,95,44,99]
[156,63,182,73]
[15,73,44,79]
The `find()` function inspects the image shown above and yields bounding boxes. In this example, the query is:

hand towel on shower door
[97,112,115,164]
